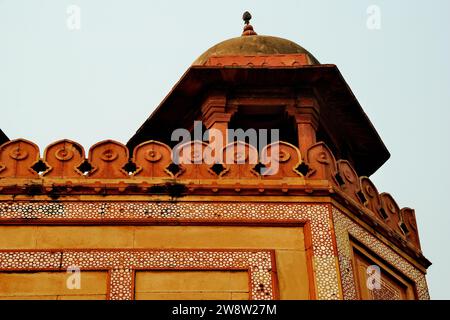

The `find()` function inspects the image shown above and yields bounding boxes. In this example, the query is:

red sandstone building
[0,14,430,300]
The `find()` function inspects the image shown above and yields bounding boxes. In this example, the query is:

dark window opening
[228,105,298,149]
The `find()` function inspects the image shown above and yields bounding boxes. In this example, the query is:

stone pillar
[201,92,232,160]
[288,94,320,158]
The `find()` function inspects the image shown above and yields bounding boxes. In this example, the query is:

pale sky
[1,0,449,299]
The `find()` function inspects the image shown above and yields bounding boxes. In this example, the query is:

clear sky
[1,0,449,299]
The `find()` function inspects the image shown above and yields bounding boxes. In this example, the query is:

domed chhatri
[193,12,319,65]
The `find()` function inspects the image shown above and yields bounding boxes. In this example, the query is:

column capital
[286,94,320,130]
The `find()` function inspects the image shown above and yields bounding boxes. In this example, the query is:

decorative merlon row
[0,138,421,251]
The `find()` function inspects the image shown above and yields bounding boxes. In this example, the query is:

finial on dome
[242,11,257,36]
[243,11,252,25]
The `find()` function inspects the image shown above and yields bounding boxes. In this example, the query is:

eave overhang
[127,65,390,176]
[0,129,9,146]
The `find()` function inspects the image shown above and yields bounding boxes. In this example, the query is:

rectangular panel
[352,244,416,300]
[135,270,248,300]
[0,226,304,249]
[133,226,305,249]
[0,271,107,300]
[0,225,310,299]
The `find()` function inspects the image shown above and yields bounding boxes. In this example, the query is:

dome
[193,35,320,66]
